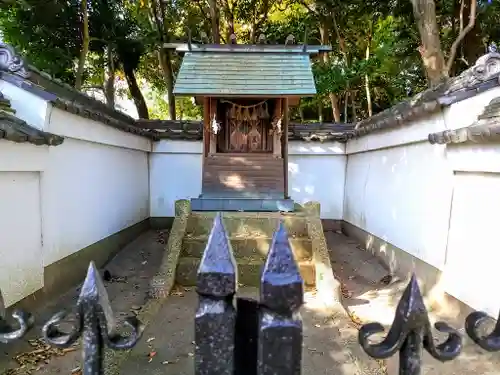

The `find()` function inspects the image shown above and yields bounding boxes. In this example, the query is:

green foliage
[146,89,202,120]
[0,1,81,84]
[1,0,497,122]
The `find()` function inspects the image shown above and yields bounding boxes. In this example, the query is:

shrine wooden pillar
[203,97,210,157]
[209,98,218,155]
[282,97,289,198]
[272,99,283,158]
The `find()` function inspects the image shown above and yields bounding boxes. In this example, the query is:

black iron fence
[1,213,499,375]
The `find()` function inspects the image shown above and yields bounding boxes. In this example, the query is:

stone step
[181,236,312,261]
[190,198,294,212]
[175,256,315,287]
[185,212,309,237]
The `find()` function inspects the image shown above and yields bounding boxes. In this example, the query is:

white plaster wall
[0,170,43,306]
[0,141,48,171]
[443,86,500,131]
[0,98,150,305]
[440,142,500,316]
[0,80,50,130]
[442,170,500,318]
[347,112,447,154]
[288,142,346,219]
[150,140,203,217]
[149,140,346,219]
[343,86,500,314]
[344,142,453,269]
[40,106,151,266]
[47,107,151,152]
[41,137,149,265]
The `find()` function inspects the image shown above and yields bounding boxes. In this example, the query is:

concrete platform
[190,197,295,212]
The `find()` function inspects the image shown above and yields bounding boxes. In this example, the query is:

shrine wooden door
[224,102,271,153]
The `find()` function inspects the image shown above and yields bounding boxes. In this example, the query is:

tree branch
[82,85,104,91]
[298,0,318,17]
[446,0,477,73]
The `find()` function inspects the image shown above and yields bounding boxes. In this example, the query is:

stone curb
[304,201,342,309]
[105,200,192,375]
[149,200,191,299]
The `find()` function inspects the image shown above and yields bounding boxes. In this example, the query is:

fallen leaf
[188,352,194,357]
[147,337,156,343]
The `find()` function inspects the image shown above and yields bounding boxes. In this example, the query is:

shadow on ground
[117,287,385,375]
[325,229,500,375]
[3,228,500,375]
[1,230,167,375]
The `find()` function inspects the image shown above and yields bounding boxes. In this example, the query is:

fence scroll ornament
[359,275,500,374]
[42,262,144,375]
[465,309,500,352]
[0,216,499,375]
[0,291,33,344]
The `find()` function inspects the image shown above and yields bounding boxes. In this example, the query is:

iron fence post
[258,222,303,375]
[358,275,462,375]
[42,262,143,375]
[195,212,237,375]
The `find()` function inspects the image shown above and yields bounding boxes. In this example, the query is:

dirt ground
[1,228,499,375]
[325,230,500,375]
[117,286,385,375]
[0,229,168,375]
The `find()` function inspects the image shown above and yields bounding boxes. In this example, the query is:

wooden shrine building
[168,40,331,212]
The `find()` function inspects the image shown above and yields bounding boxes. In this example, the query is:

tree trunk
[365,43,373,117]
[411,0,447,86]
[209,0,220,43]
[344,92,348,122]
[331,11,351,122]
[75,0,89,90]
[104,44,115,108]
[299,106,304,123]
[319,21,341,122]
[124,65,149,119]
[318,101,323,122]
[221,1,235,46]
[461,1,482,68]
[158,49,176,120]
[351,91,357,121]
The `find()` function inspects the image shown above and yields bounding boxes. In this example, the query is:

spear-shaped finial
[359,274,462,374]
[43,262,144,375]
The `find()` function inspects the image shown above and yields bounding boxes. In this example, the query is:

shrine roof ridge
[136,119,356,143]
[163,43,331,54]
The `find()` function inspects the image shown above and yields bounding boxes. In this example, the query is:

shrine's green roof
[173,51,317,97]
